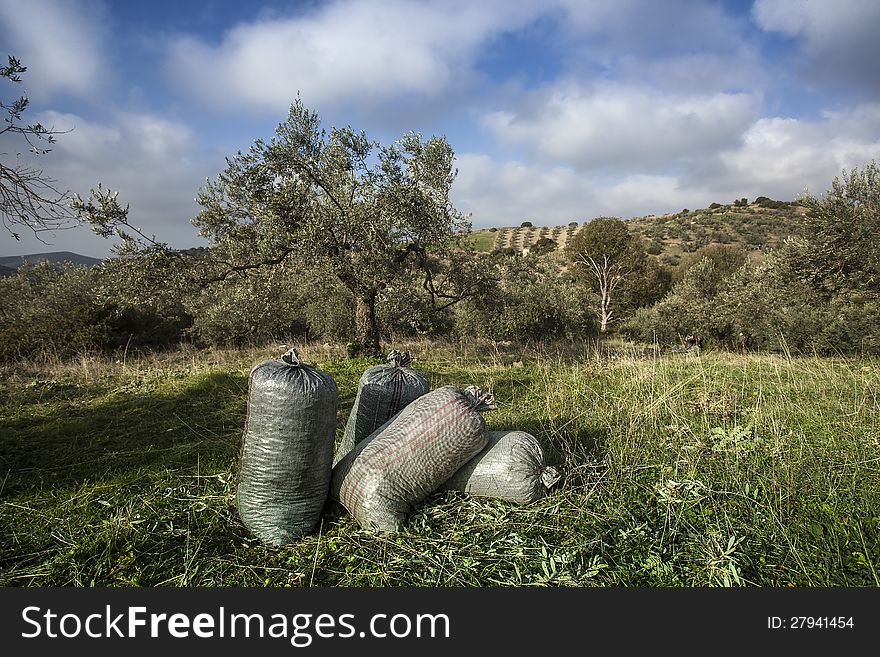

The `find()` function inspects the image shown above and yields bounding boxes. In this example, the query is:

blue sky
[2,0,879,258]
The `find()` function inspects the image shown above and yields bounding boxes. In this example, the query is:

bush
[187,265,352,347]
[532,237,557,256]
[754,196,788,209]
[454,260,596,342]
[520,221,533,228]
[621,258,723,346]
[377,281,452,339]
[0,262,115,361]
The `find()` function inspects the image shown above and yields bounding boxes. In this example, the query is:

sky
[1,0,879,259]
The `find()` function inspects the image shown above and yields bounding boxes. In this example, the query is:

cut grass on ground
[1,344,878,587]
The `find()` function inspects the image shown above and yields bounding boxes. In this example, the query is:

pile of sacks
[236,348,561,545]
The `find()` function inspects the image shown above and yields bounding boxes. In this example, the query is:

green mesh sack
[236,349,338,546]
[331,385,495,532]
[441,430,561,503]
[333,350,429,466]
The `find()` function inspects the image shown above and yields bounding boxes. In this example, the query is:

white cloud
[0,0,108,101]
[484,81,758,171]
[3,110,215,257]
[453,153,592,226]
[166,0,545,115]
[752,0,880,92]
[557,0,748,54]
[453,154,710,228]
[696,103,880,199]
[458,101,880,230]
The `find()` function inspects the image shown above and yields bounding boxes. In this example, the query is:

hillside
[467,197,805,265]
[0,251,103,270]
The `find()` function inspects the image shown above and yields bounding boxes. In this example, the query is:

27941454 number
[768,616,854,629]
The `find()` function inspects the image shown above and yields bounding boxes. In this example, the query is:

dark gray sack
[236,349,338,546]
[441,430,561,504]
[333,350,429,466]
[331,385,495,533]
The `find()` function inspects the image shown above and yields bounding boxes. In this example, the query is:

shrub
[532,237,557,256]
[520,221,534,228]
[453,260,596,342]
[377,281,452,339]
[0,262,115,361]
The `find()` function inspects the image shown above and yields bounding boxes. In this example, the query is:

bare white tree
[577,252,631,332]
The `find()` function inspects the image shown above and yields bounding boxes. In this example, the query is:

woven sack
[331,385,495,532]
[334,350,429,465]
[236,349,338,546]
[441,430,561,503]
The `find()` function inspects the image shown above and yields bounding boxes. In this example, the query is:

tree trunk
[599,289,612,333]
[354,289,381,357]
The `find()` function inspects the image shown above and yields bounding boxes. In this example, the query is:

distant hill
[0,251,103,271]
[466,197,805,266]
[0,264,16,277]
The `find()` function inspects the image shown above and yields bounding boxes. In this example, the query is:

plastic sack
[236,348,338,546]
[331,385,495,532]
[441,430,561,503]
[333,350,429,465]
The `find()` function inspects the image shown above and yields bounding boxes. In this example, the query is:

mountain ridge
[0,251,104,271]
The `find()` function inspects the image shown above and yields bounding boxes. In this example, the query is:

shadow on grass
[0,371,250,493]
[0,371,356,495]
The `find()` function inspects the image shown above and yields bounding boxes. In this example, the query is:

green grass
[1,344,878,587]
[463,230,497,252]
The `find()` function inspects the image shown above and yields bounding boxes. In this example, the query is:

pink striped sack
[330,385,495,532]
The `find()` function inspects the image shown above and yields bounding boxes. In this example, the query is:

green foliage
[520,221,533,228]
[532,236,557,256]
[794,161,880,298]
[186,264,307,347]
[454,257,596,341]
[673,243,749,285]
[567,217,671,331]
[622,258,723,345]
[567,217,636,265]
[754,196,789,209]
[377,275,452,339]
[717,250,880,354]
[0,262,114,360]
[76,99,470,357]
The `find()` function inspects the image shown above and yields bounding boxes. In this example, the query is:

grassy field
[462,230,497,252]
[1,342,878,587]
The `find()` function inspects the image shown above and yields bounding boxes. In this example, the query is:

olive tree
[76,100,476,356]
[792,161,880,298]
